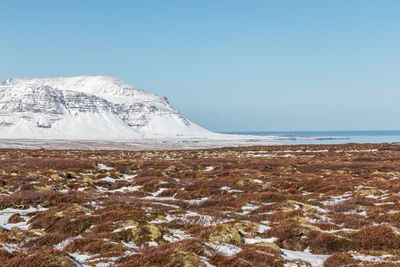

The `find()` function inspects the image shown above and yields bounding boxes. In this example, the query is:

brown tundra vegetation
[1,143,400,266]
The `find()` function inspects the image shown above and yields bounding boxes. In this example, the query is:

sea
[223,130,400,145]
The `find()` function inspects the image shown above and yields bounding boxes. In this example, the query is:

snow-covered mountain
[0,76,213,139]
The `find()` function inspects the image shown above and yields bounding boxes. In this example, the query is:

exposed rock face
[208,224,243,245]
[0,76,211,139]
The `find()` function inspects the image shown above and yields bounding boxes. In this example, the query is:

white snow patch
[185,197,209,205]
[0,206,48,231]
[1,243,16,253]
[258,223,271,233]
[163,229,191,242]
[68,252,93,264]
[205,242,242,257]
[99,177,116,183]
[221,186,243,193]
[97,163,113,171]
[148,241,158,246]
[121,241,139,250]
[199,256,216,267]
[54,236,82,250]
[240,204,259,215]
[282,248,329,267]
[121,174,137,181]
[151,188,168,197]
[106,185,142,193]
[203,166,214,172]
[352,252,394,262]
[244,236,277,245]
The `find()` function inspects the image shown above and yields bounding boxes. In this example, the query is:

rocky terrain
[0,76,212,139]
[1,143,400,266]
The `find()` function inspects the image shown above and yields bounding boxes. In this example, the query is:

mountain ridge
[0,76,212,139]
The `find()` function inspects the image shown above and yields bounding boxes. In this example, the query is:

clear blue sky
[1,0,399,131]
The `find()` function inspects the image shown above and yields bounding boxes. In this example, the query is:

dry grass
[0,143,400,265]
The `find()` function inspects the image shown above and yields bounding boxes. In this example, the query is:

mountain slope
[0,76,213,139]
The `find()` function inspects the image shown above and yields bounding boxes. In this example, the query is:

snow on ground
[0,206,48,231]
[54,236,82,250]
[240,204,259,215]
[163,229,192,242]
[121,173,137,181]
[150,188,168,197]
[96,163,113,171]
[282,249,330,267]
[257,223,272,233]
[243,236,278,245]
[321,193,352,206]
[162,211,231,227]
[199,256,216,267]
[185,197,209,205]
[351,252,395,263]
[221,186,243,193]
[68,253,93,266]
[2,143,397,266]
[205,242,242,257]
[1,243,17,253]
[0,112,144,140]
[99,177,117,183]
[104,185,142,193]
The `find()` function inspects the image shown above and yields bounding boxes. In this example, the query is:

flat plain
[1,143,400,266]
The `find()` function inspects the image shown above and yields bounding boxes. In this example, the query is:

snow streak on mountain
[0,76,212,139]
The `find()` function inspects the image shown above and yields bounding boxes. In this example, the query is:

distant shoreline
[222,130,400,145]
[0,137,399,150]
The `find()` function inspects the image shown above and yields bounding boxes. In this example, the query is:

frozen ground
[0,134,350,150]
[1,143,400,266]
[0,137,280,150]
